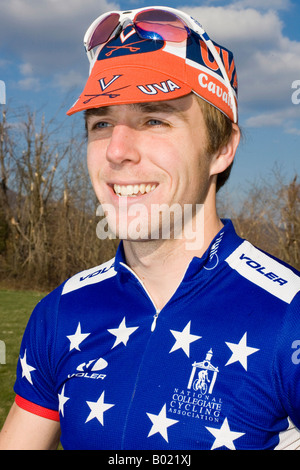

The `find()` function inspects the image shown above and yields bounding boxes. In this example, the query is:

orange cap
[67,25,238,122]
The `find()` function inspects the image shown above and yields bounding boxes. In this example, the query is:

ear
[209,124,240,177]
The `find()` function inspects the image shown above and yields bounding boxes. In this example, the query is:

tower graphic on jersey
[188,349,219,395]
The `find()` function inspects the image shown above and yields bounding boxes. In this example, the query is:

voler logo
[239,253,288,286]
[80,261,115,282]
[68,357,108,380]
[168,349,222,424]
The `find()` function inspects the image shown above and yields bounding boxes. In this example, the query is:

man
[0,6,299,450]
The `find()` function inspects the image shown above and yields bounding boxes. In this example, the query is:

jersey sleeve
[274,292,300,430]
[13,286,63,421]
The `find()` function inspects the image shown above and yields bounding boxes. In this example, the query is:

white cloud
[17,61,41,91]
[204,0,292,10]
[179,6,283,51]
[17,76,41,91]
[285,127,300,136]
[0,0,120,75]
[52,70,87,92]
[245,106,298,126]
[19,63,34,77]
[244,105,300,139]
[221,0,292,10]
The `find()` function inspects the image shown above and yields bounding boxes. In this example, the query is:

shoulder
[20,257,118,356]
[30,257,117,321]
[224,239,300,305]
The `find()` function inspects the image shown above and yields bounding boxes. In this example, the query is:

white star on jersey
[206,417,245,450]
[147,404,179,442]
[67,322,91,351]
[20,350,36,385]
[169,321,201,357]
[225,332,259,371]
[58,384,70,417]
[107,317,139,349]
[85,391,115,426]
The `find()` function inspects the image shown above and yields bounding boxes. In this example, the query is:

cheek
[183,146,211,202]
[87,143,103,181]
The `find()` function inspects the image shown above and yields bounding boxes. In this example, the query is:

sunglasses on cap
[83,6,237,123]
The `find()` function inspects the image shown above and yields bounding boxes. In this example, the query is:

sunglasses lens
[135,10,190,43]
[88,13,120,51]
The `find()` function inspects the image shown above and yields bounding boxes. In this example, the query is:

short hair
[195,95,235,192]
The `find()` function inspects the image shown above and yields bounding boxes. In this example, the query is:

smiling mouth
[113,183,157,197]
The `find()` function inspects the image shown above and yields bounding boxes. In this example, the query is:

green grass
[0,289,46,429]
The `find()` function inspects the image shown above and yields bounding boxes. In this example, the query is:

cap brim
[67,50,191,115]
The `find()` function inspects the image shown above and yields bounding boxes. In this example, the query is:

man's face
[86,94,213,241]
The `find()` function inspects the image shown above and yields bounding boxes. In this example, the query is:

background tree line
[0,106,299,291]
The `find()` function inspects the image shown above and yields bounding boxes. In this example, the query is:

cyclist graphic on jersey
[193,369,210,395]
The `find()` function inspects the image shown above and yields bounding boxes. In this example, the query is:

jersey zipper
[120,262,161,331]
[150,311,160,332]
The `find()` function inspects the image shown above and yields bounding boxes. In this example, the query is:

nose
[106,124,140,166]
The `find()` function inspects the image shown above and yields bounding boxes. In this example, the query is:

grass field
[0,289,46,429]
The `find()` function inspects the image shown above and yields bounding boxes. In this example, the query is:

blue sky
[0,0,299,202]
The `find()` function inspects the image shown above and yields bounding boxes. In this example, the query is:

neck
[122,192,223,310]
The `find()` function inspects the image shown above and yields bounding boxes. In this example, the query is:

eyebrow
[132,101,183,115]
[84,100,189,124]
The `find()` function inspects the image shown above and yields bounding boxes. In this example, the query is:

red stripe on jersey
[15,395,60,422]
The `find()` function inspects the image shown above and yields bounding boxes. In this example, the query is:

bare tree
[0,107,69,285]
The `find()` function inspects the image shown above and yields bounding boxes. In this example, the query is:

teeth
[114,183,157,197]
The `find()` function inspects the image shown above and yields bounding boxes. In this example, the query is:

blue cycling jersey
[14,220,300,450]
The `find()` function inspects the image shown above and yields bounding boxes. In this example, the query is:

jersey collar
[182,219,242,281]
[114,219,242,280]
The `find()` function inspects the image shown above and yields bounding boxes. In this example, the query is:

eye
[147,119,165,127]
[94,121,111,129]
